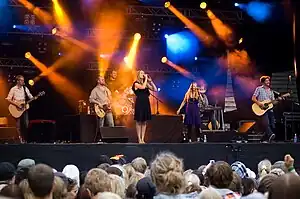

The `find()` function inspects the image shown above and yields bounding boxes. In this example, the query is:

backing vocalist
[132,70,157,143]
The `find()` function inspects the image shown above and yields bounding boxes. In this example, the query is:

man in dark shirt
[106,70,119,95]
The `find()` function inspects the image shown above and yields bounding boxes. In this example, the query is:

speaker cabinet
[59,114,97,143]
[0,127,19,143]
[100,127,129,143]
[28,120,56,143]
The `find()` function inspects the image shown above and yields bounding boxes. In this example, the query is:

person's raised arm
[134,76,148,90]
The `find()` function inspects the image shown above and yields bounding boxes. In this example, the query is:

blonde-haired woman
[177,82,201,142]
[132,70,157,143]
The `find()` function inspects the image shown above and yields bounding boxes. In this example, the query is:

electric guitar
[252,92,290,116]
[94,104,112,118]
[8,91,45,118]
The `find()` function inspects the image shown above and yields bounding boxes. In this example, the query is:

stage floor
[0,143,298,171]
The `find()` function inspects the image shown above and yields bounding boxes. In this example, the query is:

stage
[0,142,299,172]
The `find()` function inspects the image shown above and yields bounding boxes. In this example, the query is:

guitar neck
[26,97,37,104]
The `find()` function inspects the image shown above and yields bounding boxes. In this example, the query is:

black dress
[132,81,151,122]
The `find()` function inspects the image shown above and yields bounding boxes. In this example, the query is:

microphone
[272,90,280,95]
[288,75,292,83]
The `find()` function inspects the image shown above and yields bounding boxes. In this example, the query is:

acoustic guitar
[94,104,112,118]
[252,92,290,116]
[8,91,45,118]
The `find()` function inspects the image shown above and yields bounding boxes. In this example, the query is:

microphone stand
[150,92,164,115]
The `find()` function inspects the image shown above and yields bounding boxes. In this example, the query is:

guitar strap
[23,86,29,103]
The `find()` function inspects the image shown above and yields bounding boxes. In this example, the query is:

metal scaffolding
[0,58,35,69]
[8,0,243,23]
[126,5,243,23]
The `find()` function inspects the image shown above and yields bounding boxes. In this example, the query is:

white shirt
[6,85,33,102]
[89,85,111,106]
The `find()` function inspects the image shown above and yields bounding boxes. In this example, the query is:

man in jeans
[89,76,114,128]
[252,76,276,142]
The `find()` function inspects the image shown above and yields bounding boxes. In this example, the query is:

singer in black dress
[132,70,157,143]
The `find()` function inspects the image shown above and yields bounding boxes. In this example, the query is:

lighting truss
[126,5,243,24]
[86,29,161,40]
[8,0,243,23]
[87,62,202,74]
[0,58,35,68]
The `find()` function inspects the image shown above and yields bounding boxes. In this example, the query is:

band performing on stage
[5,73,291,143]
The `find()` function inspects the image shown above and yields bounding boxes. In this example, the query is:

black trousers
[16,111,29,141]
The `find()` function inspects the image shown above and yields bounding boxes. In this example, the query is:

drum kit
[114,87,135,115]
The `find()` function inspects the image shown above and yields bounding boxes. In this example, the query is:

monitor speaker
[100,127,129,143]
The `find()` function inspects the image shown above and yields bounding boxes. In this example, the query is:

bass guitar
[8,91,45,118]
[252,92,290,116]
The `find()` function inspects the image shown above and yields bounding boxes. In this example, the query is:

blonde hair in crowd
[150,152,186,194]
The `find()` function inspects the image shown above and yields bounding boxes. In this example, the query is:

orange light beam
[52,0,73,34]
[95,10,125,77]
[17,0,53,24]
[207,9,233,46]
[55,31,96,52]
[126,33,141,70]
[166,4,214,46]
[165,59,196,79]
[28,55,85,106]
[34,46,85,81]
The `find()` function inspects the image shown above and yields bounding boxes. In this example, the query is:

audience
[27,164,54,199]
[0,152,298,199]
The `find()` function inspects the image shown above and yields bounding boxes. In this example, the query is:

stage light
[164,34,169,39]
[124,56,129,64]
[239,38,243,44]
[134,33,141,40]
[25,52,31,59]
[161,57,168,63]
[58,52,62,56]
[246,1,272,23]
[164,1,170,8]
[234,3,239,7]
[158,87,161,92]
[13,25,16,29]
[52,27,57,35]
[195,57,198,61]
[200,2,207,9]
[28,79,34,86]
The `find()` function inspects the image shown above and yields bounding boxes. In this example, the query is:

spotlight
[13,25,16,29]
[234,3,239,7]
[158,88,161,92]
[239,38,243,44]
[164,34,169,39]
[194,57,198,61]
[52,28,57,35]
[164,1,170,8]
[161,57,168,63]
[134,33,141,40]
[28,79,34,86]
[124,56,129,64]
[25,52,31,59]
[58,52,62,56]
[200,2,207,9]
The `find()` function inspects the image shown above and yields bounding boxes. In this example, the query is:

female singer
[132,70,157,143]
[176,82,201,142]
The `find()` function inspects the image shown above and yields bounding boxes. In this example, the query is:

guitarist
[89,76,114,128]
[252,76,277,143]
[6,75,34,143]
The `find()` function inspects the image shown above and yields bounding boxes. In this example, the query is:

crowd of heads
[0,153,299,199]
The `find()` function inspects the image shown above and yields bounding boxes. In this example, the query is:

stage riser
[0,143,299,172]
